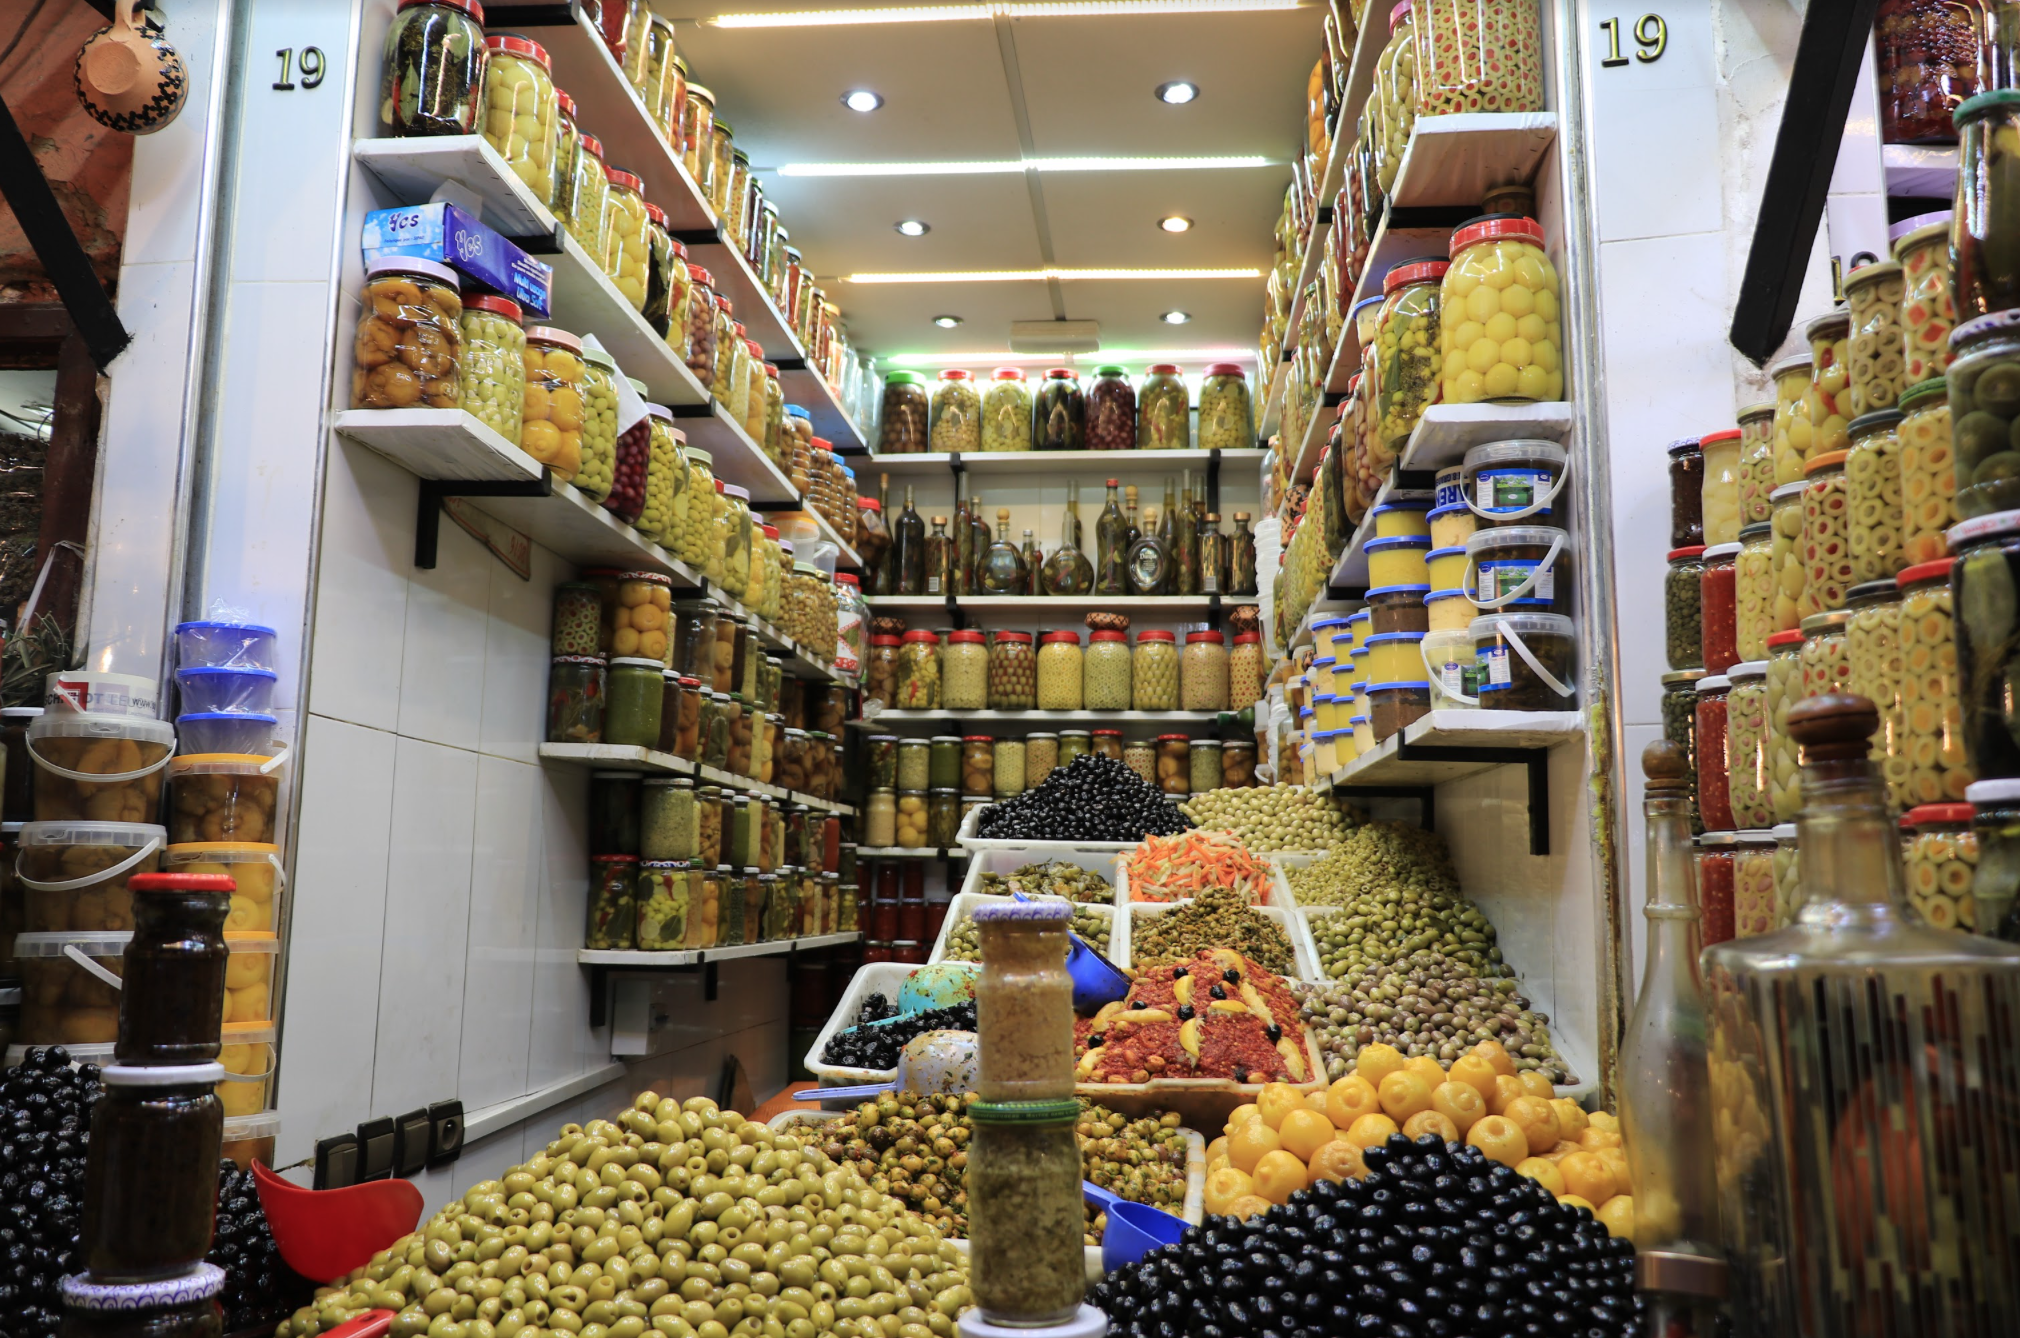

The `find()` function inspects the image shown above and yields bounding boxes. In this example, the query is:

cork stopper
[1788,692,1880,762]
[997,507,1011,524]
[1641,739,1691,792]
[931,515,946,526]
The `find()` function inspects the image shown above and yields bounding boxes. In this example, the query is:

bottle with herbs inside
[978,508,1027,595]
[1041,501,1095,595]
[856,493,890,594]
[925,516,954,596]
[1128,508,1171,596]
[967,490,992,594]
[1231,511,1258,595]
[1096,478,1130,595]
[1021,529,1044,595]
[1201,512,1230,593]
[1175,470,1201,595]
[893,485,927,595]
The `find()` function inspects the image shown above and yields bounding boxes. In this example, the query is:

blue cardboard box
[361,201,553,317]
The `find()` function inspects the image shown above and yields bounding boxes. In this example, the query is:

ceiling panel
[1034,167,1284,268]
[756,172,1047,273]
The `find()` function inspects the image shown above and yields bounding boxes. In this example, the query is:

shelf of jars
[862,594,1226,616]
[851,447,1269,478]
[485,1,872,454]
[852,709,1232,734]
[578,932,861,968]
[537,743,858,816]
[1326,710,1582,789]
[698,584,852,686]
[856,846,968,860]
[1883,143,1957,199]
[1328,469,1434,589]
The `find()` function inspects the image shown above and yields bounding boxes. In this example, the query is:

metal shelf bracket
[417,475,552,569]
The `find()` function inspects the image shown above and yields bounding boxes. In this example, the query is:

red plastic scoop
[253,1161,424,1283]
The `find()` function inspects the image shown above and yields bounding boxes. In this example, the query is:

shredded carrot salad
[1124,829,1276,903]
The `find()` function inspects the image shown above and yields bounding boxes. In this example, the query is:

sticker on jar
[1482,647,1513,688]
[1478,559,1554,603]
[1477,468,1554,515]
[1439,659,1473,697]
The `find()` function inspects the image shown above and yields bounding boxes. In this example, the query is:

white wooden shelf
[1389,113,1560,210]
[852,447,1268,479]
[1329,710,1581,788]
[579,932,861,968]
[1396,401,1576,471]
[538,743,857,815]
[354,135,554,236]
[853,709,1231,732]
[1882,143,1957,200]
[863,593,1232,615]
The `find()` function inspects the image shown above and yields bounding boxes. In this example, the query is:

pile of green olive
[275,1091,972,1338]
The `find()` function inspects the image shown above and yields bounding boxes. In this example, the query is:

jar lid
[1803,309,1850,341]
[1737,401,1774,422]
[1462,440,1567,470]
[1207,362,1244,376]
[1694,675,1730,692]
[1772,823,1798,840]
[1847,578,1901,607]
[991,367,1026,380]
[1091,630,1127,642]
[1665,436,1701,455]
[688,263,715,285]
[1148,363,1181,374]
[1382,257,1449,292]
[1848,408,1904,440]
[870,634,902,646]
[1802,449,1848,474]
[1363,631,1426,645]
[1768,481,1806,505]
[1091,729,1122,738]
[1235,632,1262,644]
[1185,630,1224,644]
[484,33,551,70]
[1957,86,2020,124]
[1726,659,1768,681]
[1766,629,1804,648]
[1463,525,1567,554]
[1371,495,1434,512]
[525,326,583,353]
[902,630,939,644]
[1045,367,1076,378]
[63,1264,227,1311]
[1137,630,1176,642]
[1667,545,1707,561]
[1449,215,1544,256]
[1041,630,1081,644]
[463,293,522,322]
[1947,507,2020,550]
[29,711,176,747]
[103,1061,230,1087]
[607,168,643,193]
[1365,535,1432,552]
[1739,522,1771,541]
[1369,581,1435,596]
[1734,829,1777,846]
[1844,259,1904,293]
[1765,351,1813,380]
[948,629,985,644]
[1898,378,1948,414]
[1897,557,1955,586]
[1889,208,1952,245]
[579,132,605,159]
[1907,802,1974,826]
[1365,680,1432,692]
[1468,612,1573,638]
[1967,777,2020,804]
[610,655,669,670]
[20,820,165,850]
[1155,733,1190,741]
[1660,669,1706,685]
[1700,542,1742,559]
[967,1096,1083,1125]
[365,254,458,287]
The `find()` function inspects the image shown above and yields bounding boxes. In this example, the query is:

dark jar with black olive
[117,872,232,1065]
[79,1065,225,1282]
[379,0,488,137]
[60,1264,226,1338]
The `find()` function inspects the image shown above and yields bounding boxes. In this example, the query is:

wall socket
[314,1098,463,1189]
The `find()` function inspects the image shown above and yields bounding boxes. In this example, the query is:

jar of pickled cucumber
[602,169,651,312]
[1891,214,1956,385]
[1895,557,1971,806]
[561,128,609,260]
[459,295,525,444]
[1057,730,1092,769]
[897,630,941,709]
[352,257,462,410]
[1765,629,1805,823]
[1769,353,1815,486]
[943,629,989,711]
[1798,608,1852,700]
[381,0,486,137]
[1904,803,1981,931]
[1845,408,1906,586]
[1768,480,1807,632]
[1845,261,1908,415]
[1661,669,1705,835]
[988,631,1035,709]
[574,346,617,503]
[1667,545,1706,670]
[523,326,585,481]
[1727,660,1772,830]
[1944,312,2020,519]
[1804,310,1854,460]
[1036,632,1083,711]
[1133,630,1179,710]
[1375,258,1447,454]
[1846,579,1906,792]
[1898,379,1957,566]
[1138,365,1190,449]
[668,445,708,567]
[720,315,752,425]
[1084,631,1133,710]
[982,368,1032,452]
[1800,451,1852,612]
[1735,525,1774,663]
[481,35,558,202]
[1439,216,1562,405]
[635,407,681,543]
[1737,401,1776,527]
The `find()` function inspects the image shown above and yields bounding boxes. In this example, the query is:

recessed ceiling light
[779,155,1272,177]
[895,220,931,236]
[842,89,884,112]
[713,2,1305,29]
[1161,310,1191,324]
[845,267,1260,283]
[1155,81,1198,104]
[1159,215,1192,233]
[933,315,964,328]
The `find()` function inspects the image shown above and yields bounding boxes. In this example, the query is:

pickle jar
[926,735,961,791]
[896,630,941,709]
[1057,730,1091,769]
[1736,524,1776,663]
[1953,91,2020,320]
[1694,675,1733,833]
[926,789,960,849]
[1132,630,1180,710]
[1091,729,1123,762]
[1124,739,1157,788]
[1769,353,1815,486]
[1726,660,1773,831]
[1770,822,1802,927]
[1800,450,1852,613]
[943,629,990,711]
[637,407,682,543]
[546,655,605,744]
[878,372,930,453]
[1804,310,1855,460]
[961,736,995,796]
[1700,542,1739,675]
[522,326,586,482]
[1903,803,1981,931]
[457,294,525,445]
[1845,578,1907,791]
[1660,669,1704,835]
[1025,733,1059,787]
[586,853,638,950]
[1666,546,1706,671]
[1700,427,1743,547]
[1438,216,1562,406]
[1083,630,1133,711]
[681,83,714,181]
[1764,630,1806,823]
[865,634,902,711]
[1374,259,1448,456]
[1798,608,1853,702]
[352,257,462,411]
[1769,479,1808,630]
[602,170,652,312]
[1968,780,2020,934]
[1668,437,1704,548]
[982,368,1033,452]
[562,130,610,260]
[1199,363,1251,451]
[1845,261,1909,416]
[1182,630,1231,711]
[1732,830,1779,940]
[480,35,558,201]
[573,346,618,503]
[1154,734,1190,796]
[1944,311,2020,519]
[988,631,1036,709]
[641,202,677,338]
[1737,401,1776,526]
[1898,378,1957,566]
[1844,408,1907,586]
[681,265,718,387]
[1036,632,1083,711]
[1891,213,1956,385]
[1138,364,1189,449]
[1894,557,1971,806]
[380,0,486,137]
[1189,739,1223,796]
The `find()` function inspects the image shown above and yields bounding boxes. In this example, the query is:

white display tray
[952,847,1125,903]
[954,802,1143,857]
[800,961,920,1096]
[1124,899,1324,981]
[927,890,1123,969]
[1115,851,1292,908]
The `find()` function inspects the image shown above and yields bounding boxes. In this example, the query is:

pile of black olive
[0,1047,100,1337]
[854,992,899,1026]
[976,754,1192,843]
[1089,1134,1641,1338]
[209,1159,314,1332]
[820,1000,977,1070]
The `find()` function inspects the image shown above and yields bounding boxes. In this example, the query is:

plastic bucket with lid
[174,620,279,673]
[1369,492,1433,538]
[1364,632,1425,684]
[168,753,286,845]
[1367,585,1430,635]
[1469,612,1578,709]
[16,820,166,933]
[165,841,286,932]
[1366,681,1434,741]
[1461,440,1569,526]
[1428,501,1477,550]
[1464,524,1570,614]
[1428,545,1469,592]
[176,711,278,757]
[1365,536,1431,587]
[1422,629,1479,710]
[1425,588,1474,632]
[44,670,160,720]
[175,665,278,715]
[14,929,280,1046]
[28,712,176,823]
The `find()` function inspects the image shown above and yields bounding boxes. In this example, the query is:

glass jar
[1727,661,1773,830]
[681,264,718,387]
[693,786,723,869]
[1767,822,1804,930]
[1969,780,2020,933]
[1701,542,1739,675]
[1695,831,1736,948]
[1182,631,1230,711]
[698,691,729,769]
[1137,364,1190,449]
[636,407,682,543]
[1893,216,1957,386]
[1769,354,1815,486]
[1701,427,1742,546]
[992,739,1026,797]
[1036,632,1083,710]
[878,372,929,453]
[603,657,663,749]
[1123,739,1157,787]
[601,169,650,312]
[1661,669,1705,835]
[585,853,638,949]
[1953,90,2020,320]
[604,570,673,665]
[1769,480,1808,631]
[1902,803,1981,931]
[897,630,941,709]
[671,676,702,760]
[720,483,754,599]
[864,634,901,711]
[546,655,605,743]
[1188,739,1223,795]
[894,790,928,849]
[1846,580,1908,789]
[929,369,981,452]
[79,1066,225,1282]
[1083,630,1133,710]
[982,368,1033,452]
[966,1101,1086,1326]
[927,789,960,848]
[864,788,897,847]
[713,304,747,416]
[1800,450,1852,612]
[943,629,989,710]
[1667,545,1706,671]
[1876,0,1983,143]
[458,294,525,444]
[574,347,618,503]
[1695,675,1733,832]
[1412,0,1544,113]
[1765,634,1804,822]
[1199,363,1252,451]
[1895,558,1972,806]
[1375,259,1447,454]
[642,203,677,339]
[1090,728,1123,761]
[1845,262,1909,416]
[960,735,995,796]
[381,0,486,136]
[480,35,558,201]
[1372,2,1417,191]
[521,325,585,482]
[636,861,691,951]
[1898,378,1958,566]
[1737,402,1777,527]
[1025,733,1058,787]
[1736,525,1776,663]
[590,771,640,856]
[926,734,962,791]
[1034,368,1084,450]
[894,737,931,793]
[351,257,461,410]
[1154,734,1190,795]
[988,632,1036,709]
[1799,609,1853,703]
[1805,310,1856,462]
[1845,408,1908,587]
[1667,437,1704,548]
[561,126,611,262]
[602,393,649,526]
[1950,511,2020,778]
[1439,216,1562,405]
[1230,631,1265,711]
[1945,312,2020,518]
[1223,737,1258,787]
[1057,730,1091,769]
[1132,630,1180,710]
[1732,830,1780,940]
[1085,366,1137,451]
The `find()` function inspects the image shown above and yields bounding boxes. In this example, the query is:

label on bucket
[45,671,160,720]
[1484,646,1513,687]
[1480,559,1554,603]
[1477,468,1553,514]
[1438,658,1477,698]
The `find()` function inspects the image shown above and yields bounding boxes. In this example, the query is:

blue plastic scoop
[1005,891,1130,1013]
[1084,1181,1187,1272]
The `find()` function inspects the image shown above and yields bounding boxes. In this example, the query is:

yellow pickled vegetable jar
[1800,450,1852,613]
[1898,378,1957,567]
[1804,310,1854,460]
[1895,557,1971,805]
[481,35,558,202]
[1844,579,1904,786]
[522,326,586,481]
[164,842,285,933]
[1768,480,1807,632]
[1768,353,1814,486]
[602,168,651,312]
[1903,803,1980,931]
[1844,260,1907,415]
[1438,216,1562,405]
[1892,214,1957,386]
[1844,408,1906,586]
[1736,400,1776,526]
[458,294,525,444]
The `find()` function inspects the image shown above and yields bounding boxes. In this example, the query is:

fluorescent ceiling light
[714,1,1306,29]
[842,89,885,111]
[1156,81,1198,104]
[1159,216,1192,233]
[1161,310,1192,324]
[778,155,1270,177]
[933,315,964,328]
[895,219,931,236]
[845,267,1261,283]
[882,346,1253,367]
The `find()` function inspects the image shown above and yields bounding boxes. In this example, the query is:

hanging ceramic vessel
[75,1,187,135]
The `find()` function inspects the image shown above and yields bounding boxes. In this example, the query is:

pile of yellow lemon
[1202,1039,1637,1240]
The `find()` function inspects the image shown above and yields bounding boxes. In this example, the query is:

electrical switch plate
[314,1133,359,1191]
[356,1116,396,1182]
[427,1100,464,1167]
[392,1108,432,1178]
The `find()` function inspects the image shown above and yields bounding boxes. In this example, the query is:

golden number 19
[273,46,325,91]
[1600,14,1666,67]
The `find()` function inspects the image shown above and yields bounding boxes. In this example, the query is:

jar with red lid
[522,325,585,482]
[458,294,525,445]
[1084,630,1132,709]
[982,368,1033,452]
[943,628,988,710]
[1199,362,1251,451]
[1035,368,1085,450]
[681,264,717,385]
[1696,831,1737,947]
[1667,545,1705,670]
[1375,258,1448,455]
[1138,364,1189,449]
[865,634,902,711]
[1230,632,1264,710]
[1182,630,1230,710]
[1699,541,1739,674]
[602,405,649,525]
[481,35,558,202]
[1133,629,1179,709]
[1695,674,1733,831]
[1086,366,1137,450]
[1037,631,1083,710]
[1090,729,1123,761]
[989,631,1036,708]
[1439,216,1562,405]
[381,0,486,138]
[1876,0,1983,145]
[931,369,981,453]
[1904,802,1982,930]
[896,629,941,709]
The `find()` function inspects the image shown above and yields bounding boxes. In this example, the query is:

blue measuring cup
[1084,1182,1187,1272]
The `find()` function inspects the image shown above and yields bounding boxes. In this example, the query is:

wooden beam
[35,329,99,639]
[0,97,129,371]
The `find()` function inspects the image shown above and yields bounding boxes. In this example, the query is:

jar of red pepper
[1695,830,1738,947]
[869,860,900,942]
[1695,673,1734,831]
[1700,541,1740,673]
[1875,0,1984,145]
[897,862,926,940]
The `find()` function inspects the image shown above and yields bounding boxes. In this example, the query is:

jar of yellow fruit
[480,35,558,203]
[164,841,285,933]
[601,168,651,312]
[1803,309,1854,460]
[522,326,585,482]
[1438,216,1563,406]
[604,571,674,665]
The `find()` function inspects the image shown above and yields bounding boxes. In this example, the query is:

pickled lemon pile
[1201,1040,1636,1242]
[276,1092,972,1338]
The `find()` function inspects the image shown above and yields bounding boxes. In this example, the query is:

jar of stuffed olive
[1138,364,1190,449]
[1805,310,1854,460]
[1736,525,1776,662]
[1800,450,1853,612]
[896,630,941,709]
[930,369,981,452]
[982,368,1033,452]
[1845,408,1907,585]
[1902,803,1982,931]
[1084,630,1132,710]
[1898,379,1957,566]
[575,346,618,502]
[381,0,486,137]
[1660,670,1705,835]
[1198,363,1252,451]
[1894,558,1971,806]
[459,294,525,445]
[1124,739,1157,788]
[1769,480,1808,630]
[1798,608,1853,703]
[1036,632,1083,710]
[1737,401,1777,527]
[1133,630,1180,710]
[1845,260,1908,415]
[1182,631,1230,711]
[1666,546,1706,670]
[1025,734,1058,787]
[988,632,1036,708]
[1845,579,1906,789]
[1763,631,1806,821]
[1726,660,1773,830]
[992,739,1025,797]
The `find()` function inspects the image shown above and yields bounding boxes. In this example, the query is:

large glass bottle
[1125,485,1141,547]
[924,516,953,596]
[954,486,975,596]
[893,485,927,595]
[1621,740,1727,1335]
[978,508,1027,595]
[1128,506,1170,595]
[1201,512,1229,595]
[866,473,895,596]
[1705,693,2020,1335]
[1174,469,1200,595]
[967,490,991,596]
[1156,479,1178,594]
[1231,511,1258,595]
[1021,529,1043,596]
[1041,499,1095,596]
[1095,478,1129,595]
